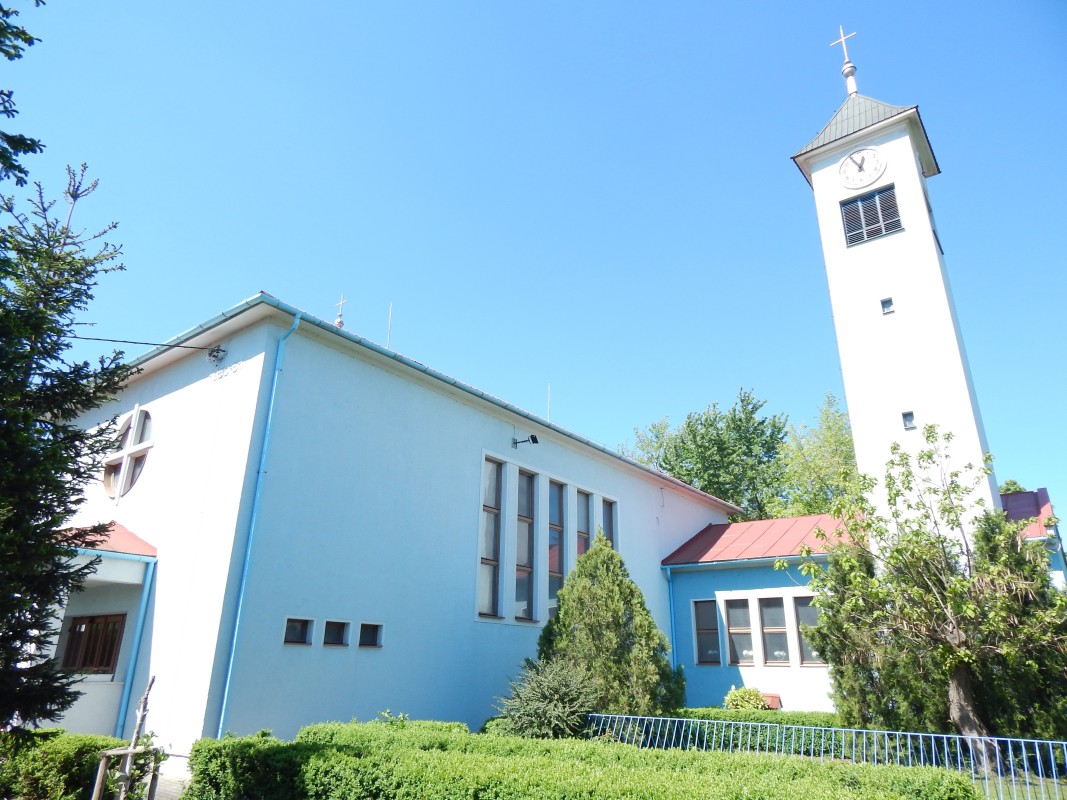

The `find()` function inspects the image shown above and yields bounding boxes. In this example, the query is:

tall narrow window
[62,614,126,673]
[794,597,825,664]
[694,600,720,665]
[602,499,616,547]
[515,471,535,620]
[576,491,591,555]
[479,459,502,617]
[841,185,902,245]
[548,481,564,618]
[725,599,753,664]
[902,411,916,430]
[759,598,790,664]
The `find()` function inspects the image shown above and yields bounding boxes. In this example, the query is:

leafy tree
[537,534,684,716]
[1,3,45,185]
[624,389,787,521]
[0,167,133,729]
[496,658,598,739]
[799,427,1067,739]
[770,393,858,518]
[998,478,1027,494]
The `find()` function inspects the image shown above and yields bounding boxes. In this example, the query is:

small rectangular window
[284,618,312,645]
[842,185,902,245]
[902,411,916,430]
[759,598,790,664]
[358,623,382,648]
[880,297,894,314]
[62,614,126,673]
[323,620,349,646]
[794,597,825,664]
[576,491,591,555]
[694,600,720,665]
[602,499,616,547]
[725,600,753,664]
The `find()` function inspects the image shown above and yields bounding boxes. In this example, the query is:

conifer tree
[0,167,133,728]
[538,534,684,716]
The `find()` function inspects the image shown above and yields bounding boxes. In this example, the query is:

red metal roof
[1001,489,1056,541]
[662,514,842,566]
[93,521,157,558]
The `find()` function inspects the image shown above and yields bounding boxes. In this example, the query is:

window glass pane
[517,473,534,518]
[516,520,533,566]
[515,570,532,619]
[764,632,790,663]
[358,624,381,647]
[696,631,721,664]
[759,598,785,628]
[577,532,589,556]
[602,500,615,544]
[729,632,753,663]
[136,411,153,443]
[548,529,562,573]
[478,563,498,615]
[284,618,309,644]
[726,599,750,629]
[577,492,590,533]
[129,455,147,488]
[481,511,499,560]
[324,621,347,645]
[549,482,563,527]
[795,597,819,628]
[548,575,563,614]
[483,460,500,508]
[695,600,718,631]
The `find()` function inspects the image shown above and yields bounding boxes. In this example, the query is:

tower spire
[830,25,859,96]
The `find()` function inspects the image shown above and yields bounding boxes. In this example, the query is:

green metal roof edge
[793,93,915,158]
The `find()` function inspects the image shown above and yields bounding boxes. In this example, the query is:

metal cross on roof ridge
[334,293,347,328]
[830,25,856,64]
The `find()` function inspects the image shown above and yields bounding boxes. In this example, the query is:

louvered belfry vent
[841,185,902,245]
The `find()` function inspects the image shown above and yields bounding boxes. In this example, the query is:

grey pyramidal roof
[794,93,914,157]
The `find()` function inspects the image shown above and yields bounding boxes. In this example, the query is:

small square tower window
[902,412,917,431]
[323,620,349,646]
[359,623,383,648]
[880,297,894,315]
[284,618,312,645]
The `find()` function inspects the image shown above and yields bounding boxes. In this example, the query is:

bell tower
[792,29,998,518]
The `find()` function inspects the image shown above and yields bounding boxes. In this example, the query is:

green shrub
[679,707,842,728]
[723,686,770,710]
[497,658,598,739]
[187,720,978,800]
[0,729,160,800]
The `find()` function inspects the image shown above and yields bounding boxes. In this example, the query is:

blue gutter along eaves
[663,553,827,572]
[216,311,302,739]
[130,293,741,517]
[664,566,677,670]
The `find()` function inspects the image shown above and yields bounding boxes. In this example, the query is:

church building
[51,36,1062,757]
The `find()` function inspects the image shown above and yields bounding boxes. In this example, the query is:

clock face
[839,148,886,189]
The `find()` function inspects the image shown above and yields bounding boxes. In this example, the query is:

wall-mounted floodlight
[512,435,539,448]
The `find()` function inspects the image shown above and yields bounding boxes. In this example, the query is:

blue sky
[9,1,1066,507]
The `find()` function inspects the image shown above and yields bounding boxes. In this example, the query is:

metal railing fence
[586,713,1067,800]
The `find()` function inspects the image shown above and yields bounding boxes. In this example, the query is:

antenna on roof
[334,294,348,329]
[387,302,393,349]
[830,25,859,96]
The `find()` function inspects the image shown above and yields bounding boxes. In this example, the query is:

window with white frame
[694,600,720,665]
[576,490,591,556]
[759,598,790,664]
[103,406,153,498]
[548,481,564,618]
[842,185,902,245]
[794,597,825,664]
[479,459,502,617]
[515,471,535,620]
[725,599,753,664]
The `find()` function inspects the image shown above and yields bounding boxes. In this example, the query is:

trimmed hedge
[679,707,842,728]
[0,729,160,800]
[184,720,978,800]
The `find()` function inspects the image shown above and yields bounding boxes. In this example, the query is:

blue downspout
[664,565,677,669]
[113,558,157,737]
[216,313,301,738]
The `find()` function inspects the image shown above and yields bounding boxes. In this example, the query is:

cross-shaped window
[103,406,153,498]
